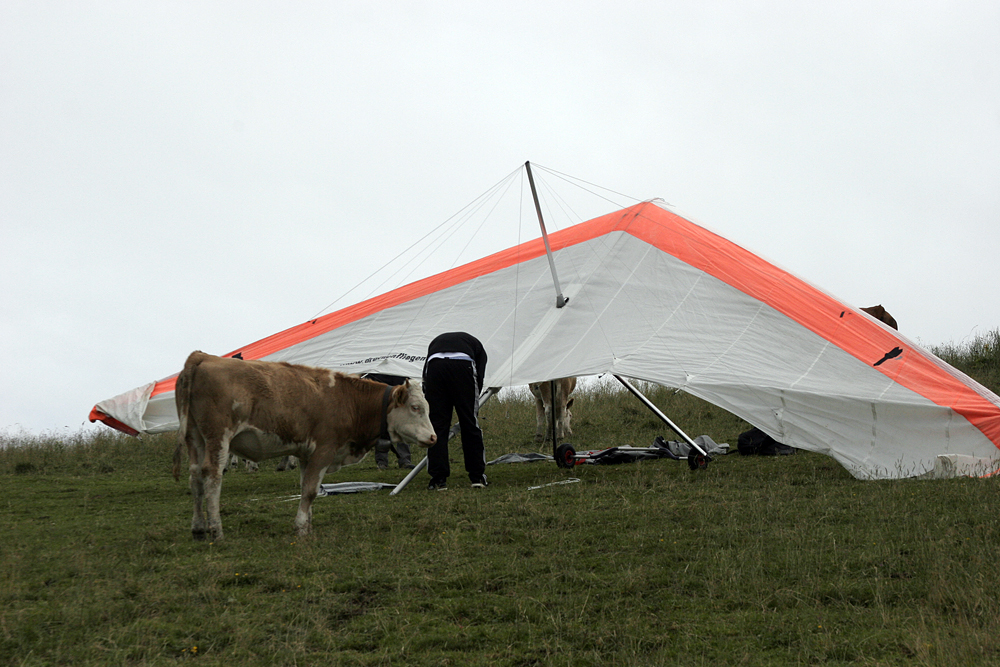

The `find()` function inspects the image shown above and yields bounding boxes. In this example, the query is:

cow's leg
[534,398,547,442]
[559,397,575,441]
[542,403,555,442]
[189,473,207,539]
[551,387,565,441]
[187,434,209,540]
[294,455,336,537]
[276,455,297,471]
[294,455,315,536]
[202,439,230,541]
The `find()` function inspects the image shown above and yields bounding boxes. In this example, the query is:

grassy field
[2,331,1000,666]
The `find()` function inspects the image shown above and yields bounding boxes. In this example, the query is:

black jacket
[425,332,488,391]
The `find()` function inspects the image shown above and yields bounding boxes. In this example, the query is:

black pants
[424,358,485,482]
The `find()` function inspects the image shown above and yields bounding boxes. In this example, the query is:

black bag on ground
[737,427,795,456]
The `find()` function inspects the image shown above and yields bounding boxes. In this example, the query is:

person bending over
[422,331,488,490]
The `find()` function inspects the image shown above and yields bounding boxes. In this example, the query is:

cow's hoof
[192,530,207,541]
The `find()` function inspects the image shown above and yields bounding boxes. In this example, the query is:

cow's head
[386,379,437,448]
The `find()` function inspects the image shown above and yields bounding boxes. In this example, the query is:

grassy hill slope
[2,330,999,666]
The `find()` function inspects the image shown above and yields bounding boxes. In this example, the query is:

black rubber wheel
[555,443,577,469]
[687,452,710,471]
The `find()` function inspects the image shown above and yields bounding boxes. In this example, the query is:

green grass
[932,328,1000,395]
[3,330,1000,666]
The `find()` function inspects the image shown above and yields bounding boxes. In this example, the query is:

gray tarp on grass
[316,436,729,496]
[487,452,553,465]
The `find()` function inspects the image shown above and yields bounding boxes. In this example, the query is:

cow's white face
[386,380,437,448]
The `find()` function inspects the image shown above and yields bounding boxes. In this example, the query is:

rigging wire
[393,179,508,286]
[308,164,523,320]
[531,163,645,209]
[307,160,647,385]
[310,162,633,322]
[378,168,527,357]
[449,175,519,270]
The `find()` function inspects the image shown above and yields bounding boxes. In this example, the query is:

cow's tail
[172,351,204,481]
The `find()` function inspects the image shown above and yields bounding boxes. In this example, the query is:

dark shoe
[427,478,448,491]
[400,463,416,470]
[377,462,389,470]
[471,474,489,489]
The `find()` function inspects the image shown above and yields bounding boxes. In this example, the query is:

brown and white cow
[861,304,899,330]
[528,377,577,442]
[172,351,436,540]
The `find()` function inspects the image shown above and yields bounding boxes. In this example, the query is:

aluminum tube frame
[613,375,711,459]
[525,161,567,309]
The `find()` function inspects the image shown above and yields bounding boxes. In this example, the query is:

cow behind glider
[529,377,577,442]
[861,305,898,330]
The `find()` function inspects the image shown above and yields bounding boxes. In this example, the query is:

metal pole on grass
[613,375,711,460]
[389,456,428,495]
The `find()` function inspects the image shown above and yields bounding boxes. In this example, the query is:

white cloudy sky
[2,2,998,434]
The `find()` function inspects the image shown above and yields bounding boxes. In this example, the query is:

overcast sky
[2,2,998,435]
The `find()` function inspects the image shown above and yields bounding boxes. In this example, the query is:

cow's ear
[391,382,410,408]
[566,397,575,409]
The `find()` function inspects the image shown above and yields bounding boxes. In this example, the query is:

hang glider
[90,197,1000,479]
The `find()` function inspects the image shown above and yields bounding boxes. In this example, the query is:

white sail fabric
[91,200,1000,479]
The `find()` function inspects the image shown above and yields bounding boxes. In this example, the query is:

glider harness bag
[737,427,795,456]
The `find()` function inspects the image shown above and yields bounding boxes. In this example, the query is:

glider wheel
[555,443,577,469]
[687,452,710,471]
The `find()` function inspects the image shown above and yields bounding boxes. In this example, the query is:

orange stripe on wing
[622,203,1000,449]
